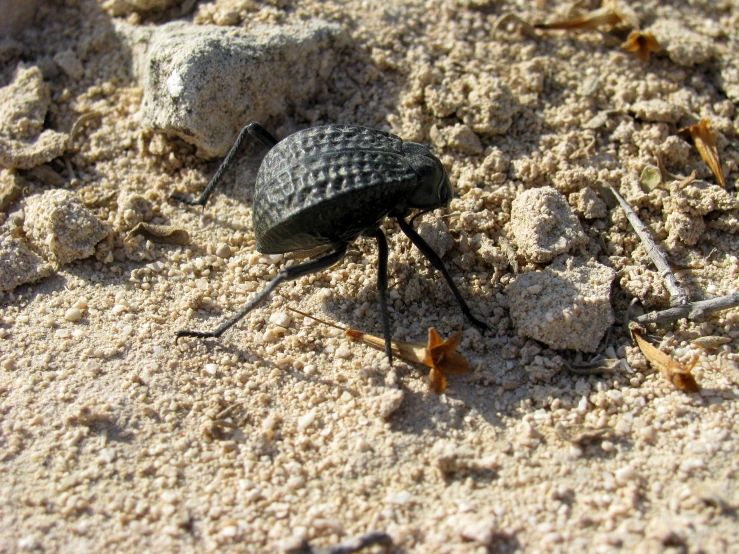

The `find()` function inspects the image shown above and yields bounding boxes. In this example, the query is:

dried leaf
[621,30,660,62]
[639,165,662,191]
[127,222,190,245]
[633,331,700,392]
[536,2,639,32]
[682,120,726,188]
[555,423,614,445]
[691,336,731,351]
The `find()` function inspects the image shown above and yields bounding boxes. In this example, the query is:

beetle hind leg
[397,216,488,332]
[175,244,348,342]
[372,228,393,364]
[170,122,278,207]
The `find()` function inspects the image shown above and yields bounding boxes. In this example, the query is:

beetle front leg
[175,244,348,341]
[170,122,278,207]
[397,216,488,332]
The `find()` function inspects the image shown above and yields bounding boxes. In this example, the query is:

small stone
[508,255,616,352]
[629,99,685,123]
[0,168,22,211]
[615,465,637,485]
[53,49,84,80]
[569,187,607,219]
[0,65,68,169]
[443,123,483,155]
[0,235,54,292]
[204,363,218,375]
[64,308,83,322]
[23,189,109,266]
[335,344,352,359]
[215,243,232,258]
[455,514,498,546]
[416,217,454,258]
[268,312,291,328]
[650,20,717,67]
[509,187,587,264]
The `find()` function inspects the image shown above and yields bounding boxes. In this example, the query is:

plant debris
[555,423,614,445]
[535,1,639,32]
[632,330,700,392]
[621,30,660,62]
[563,358,622,376]
[690,336,731,351]
[679,119,726,188]
[289,308,470,394]
[126,222,190,245]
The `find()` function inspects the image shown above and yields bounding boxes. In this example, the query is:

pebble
[615,465,638,485]
[268,312,291,328]
[64,308,83,322]
[215,243,232,258]
[204,364,218,376]
[335,344,352,359]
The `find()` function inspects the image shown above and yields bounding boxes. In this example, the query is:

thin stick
[288,307,347,331]
[604,184,689,306]
[633,292,739,324]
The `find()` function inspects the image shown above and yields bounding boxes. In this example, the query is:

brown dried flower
[621,31,660,62]
[290,309,470,394]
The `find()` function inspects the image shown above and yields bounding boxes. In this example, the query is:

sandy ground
[1,0,739,552]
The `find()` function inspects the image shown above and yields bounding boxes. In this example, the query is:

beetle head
[402,142,452,211]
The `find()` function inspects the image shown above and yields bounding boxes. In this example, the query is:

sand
[1,0,738,552]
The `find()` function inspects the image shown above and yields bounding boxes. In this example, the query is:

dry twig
[632,292,739,325]
[604,184,689,306]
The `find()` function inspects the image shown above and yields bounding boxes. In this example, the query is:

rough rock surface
[0,0,42,38]
[509,186,587,264]
[508,255,616,352]
[662,179,739,245]
[23,189,109,266]
[0,235,53,292]
[0,168,22,211]
[0,65,67,169]
[116,20,344,156]
[569,187,607,220]
[649,20,717,67]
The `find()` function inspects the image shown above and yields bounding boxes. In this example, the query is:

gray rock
[116,20,345,157]
[508,255,616,352]
[509,187,587,264]
[0,0,42,39]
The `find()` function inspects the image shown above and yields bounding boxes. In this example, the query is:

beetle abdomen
[254,126,419,253]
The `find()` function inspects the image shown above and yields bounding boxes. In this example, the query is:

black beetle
[172,123,486,361]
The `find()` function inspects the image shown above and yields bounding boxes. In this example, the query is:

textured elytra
[254,125,419,253]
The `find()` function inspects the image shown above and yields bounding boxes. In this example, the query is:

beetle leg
[372,228,393,364]
[175,244,348,341]
[396,216,488,332]
[170,122,278,207]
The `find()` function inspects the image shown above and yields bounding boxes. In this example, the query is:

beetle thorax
[400,142,452,213]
